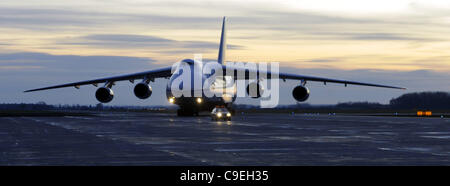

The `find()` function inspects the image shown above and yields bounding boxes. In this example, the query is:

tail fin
[217,17,227,64]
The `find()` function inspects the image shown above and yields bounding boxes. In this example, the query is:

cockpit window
[181,59,195,64]
[212,76,234,89]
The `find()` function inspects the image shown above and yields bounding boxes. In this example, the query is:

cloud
[344,33,432,41]
[303,58,341,63]
[0,6,432,32]
[57,34,244,52]
[0,52,157,74]
[0,7,219,31]
[0,8,99,30]
[288,31,436,42]
[0,5,443,50]
[1,1,449,76]
[84,34,173,43]
[0,65,42,70]
[60,34,173,48]
[0,2,371,30]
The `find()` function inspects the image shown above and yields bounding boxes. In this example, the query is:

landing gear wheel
[177,108,196,117]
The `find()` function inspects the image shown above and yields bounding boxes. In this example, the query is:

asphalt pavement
[1,112,449,165]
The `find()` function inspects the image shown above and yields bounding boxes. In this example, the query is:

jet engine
[292,85,310,102]
[95,87,114,103]
[134,82,152,99]
[246,82,264,98]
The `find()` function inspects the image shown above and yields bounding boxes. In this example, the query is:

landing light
[196,98,202,104]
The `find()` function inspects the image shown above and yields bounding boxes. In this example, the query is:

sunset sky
[1,0,449,105]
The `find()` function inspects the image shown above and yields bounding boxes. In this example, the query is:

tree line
[1,91,449,111]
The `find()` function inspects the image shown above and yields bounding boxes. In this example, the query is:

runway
[1,112,449,165]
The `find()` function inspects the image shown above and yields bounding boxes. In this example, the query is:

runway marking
[63,116,93,120]
[416,132,450,135]
[158,149,214,165]
[296,136,373,143]
[214,148,295,152]
[368,132,398,135]
[421,135,450,139]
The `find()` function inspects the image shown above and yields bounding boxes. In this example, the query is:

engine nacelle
[246,82,264,98]
[134,83,152,99]
[292,85,310,102]
[95,87,114,103]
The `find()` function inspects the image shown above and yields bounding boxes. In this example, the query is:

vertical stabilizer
[217,17,227,64]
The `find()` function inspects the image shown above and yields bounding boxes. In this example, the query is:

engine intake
[292,86,310,102]
[134,83,152,99]
[95,87,114,103]
[246,82,264,98]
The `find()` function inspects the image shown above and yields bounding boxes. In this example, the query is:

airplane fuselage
[165,59,237,114]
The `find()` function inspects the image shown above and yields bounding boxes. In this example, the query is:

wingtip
[392,87,406,90]
[393,87,406,90]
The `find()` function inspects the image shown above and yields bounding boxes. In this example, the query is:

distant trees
[335,102,388,109]
[0,102,170,112]
[390,92,450,109]
[335,92,450,110]
[1,92,449,111]
[0,103,54,110]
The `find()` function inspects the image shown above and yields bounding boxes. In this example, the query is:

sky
[1,0,450,106]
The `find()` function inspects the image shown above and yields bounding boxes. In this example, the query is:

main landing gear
[177,108,199,116]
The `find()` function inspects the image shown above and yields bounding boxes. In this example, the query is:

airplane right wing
[24,67,172,92]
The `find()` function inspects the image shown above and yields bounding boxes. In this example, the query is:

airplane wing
[24,67,172,92]
[277,72,405,89]
[223,65,406,89]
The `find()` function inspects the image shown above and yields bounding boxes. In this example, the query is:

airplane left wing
[277,72,405,89]
[24,67,172,92]
[223,65,405,90]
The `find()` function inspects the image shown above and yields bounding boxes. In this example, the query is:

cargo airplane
[25,17,405,116]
